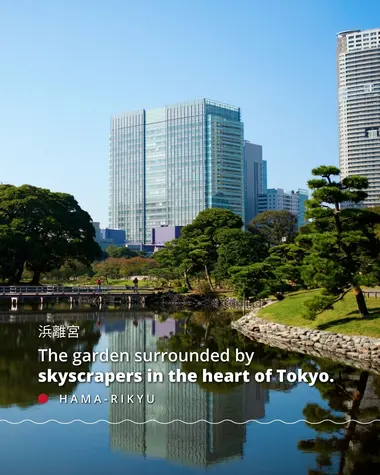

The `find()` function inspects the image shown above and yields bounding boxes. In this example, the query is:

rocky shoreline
[145,292,266,310]
[232,304,380,374]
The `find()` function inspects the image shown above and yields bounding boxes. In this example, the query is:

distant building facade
[244,141,267,225]
[258,188,308,228]
[109,99,245,244]
[297,189,309,227]
[93,222,126,250]
[151,225,182,246]
[262,160,268,193]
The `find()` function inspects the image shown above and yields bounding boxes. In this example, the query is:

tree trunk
[204,265,214,290]
[184,269,192,290]
[184,315,192,336]
[338,371,369,475]
[9,264,25,285]
[353,286,369,318]
[204,321,211,340]
[30,271,41,285]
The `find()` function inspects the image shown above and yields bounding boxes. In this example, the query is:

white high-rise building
[337,28,380,207]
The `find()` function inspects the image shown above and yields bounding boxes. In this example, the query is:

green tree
[92,258,121,281]
[153,241,183,285]
[248,210,298,246]
[120,256,157,276]
[214,228,268,282]
[42,259,93,282]
[0,184,101,284]
[229,262,279,300]
[105,245,137,258]
[93,256,158,282]
[372,206,380,239]
[265,243,307,288]
[297,166,380,319]
[154,237,200,289]
[181,208,243,289]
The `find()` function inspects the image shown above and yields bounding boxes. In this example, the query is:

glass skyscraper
[109,99,244,243]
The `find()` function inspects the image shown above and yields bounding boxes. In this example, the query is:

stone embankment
[232,303,380,374]
[145,292,264,310]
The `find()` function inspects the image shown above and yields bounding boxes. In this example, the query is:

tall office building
[109,99,245,243]
[337,28,380,207]
[244,141,267,224]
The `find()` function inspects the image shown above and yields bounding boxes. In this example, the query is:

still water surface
[0,308,379,475]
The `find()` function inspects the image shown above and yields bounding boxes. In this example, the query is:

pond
[0,308,379,475]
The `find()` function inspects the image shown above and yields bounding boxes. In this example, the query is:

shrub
[196,282,212,295]
[301,294,336,321]
[175,286,189,294]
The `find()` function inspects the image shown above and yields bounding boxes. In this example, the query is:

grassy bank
[258,289,380,338]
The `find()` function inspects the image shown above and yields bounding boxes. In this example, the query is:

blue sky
[1,0,379,226]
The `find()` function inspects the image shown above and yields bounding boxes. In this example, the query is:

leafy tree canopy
[265,243,307,288]
[154,237,205,289]
[248,210,298,246]
[0,185,102,284]
[214,228,268,281]
[181,208,243,240]
[105,245,138,259]
[180,208,243,289]
[93,256,157,281]
[297,166,380,319]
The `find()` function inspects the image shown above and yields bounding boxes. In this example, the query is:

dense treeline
[0,184,102,284]
[0,185,157,285]
[1,166,379,319]
[155,165,380,319]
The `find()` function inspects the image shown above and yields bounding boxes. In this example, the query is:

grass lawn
[258,289,380,338]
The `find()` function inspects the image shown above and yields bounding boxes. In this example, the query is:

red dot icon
[38,394,49,404]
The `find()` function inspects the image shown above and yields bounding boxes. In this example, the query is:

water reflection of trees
[157,310,302,393]
[298,358,380,474]
[0,323,100,407]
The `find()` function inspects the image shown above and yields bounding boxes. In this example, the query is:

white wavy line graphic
[0,418,379,425]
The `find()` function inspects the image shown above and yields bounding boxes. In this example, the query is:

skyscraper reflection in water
[108,316,268,468]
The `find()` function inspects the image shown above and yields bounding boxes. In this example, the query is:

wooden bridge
[0,285,156,311]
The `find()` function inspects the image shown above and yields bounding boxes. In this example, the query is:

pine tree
[297,166,380,318]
